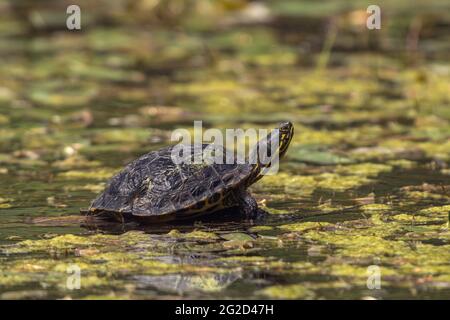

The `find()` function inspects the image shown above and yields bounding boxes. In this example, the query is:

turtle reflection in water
[134,272,242,295]
[84,122,294,223]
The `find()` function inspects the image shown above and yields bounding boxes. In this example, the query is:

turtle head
[277,121,294,159]
[248,121,294,183]
[261,121,294,161]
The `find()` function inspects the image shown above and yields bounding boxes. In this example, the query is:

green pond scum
[0,0,449,300]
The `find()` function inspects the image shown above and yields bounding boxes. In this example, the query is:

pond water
[0,0,449,299]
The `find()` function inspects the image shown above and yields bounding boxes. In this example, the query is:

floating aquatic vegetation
[258,284,315,299]
[0,198,12,209]
[57,168,118,181]
[288,145,354,165]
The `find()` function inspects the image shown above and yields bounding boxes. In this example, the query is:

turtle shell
[88,144,254,220]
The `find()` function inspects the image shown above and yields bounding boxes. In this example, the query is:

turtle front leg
[238,191,258,219]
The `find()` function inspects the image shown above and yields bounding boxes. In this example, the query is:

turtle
[83,121,294,223]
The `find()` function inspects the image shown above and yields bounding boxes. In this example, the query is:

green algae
[221,233,255,250]
[91,129,153,145]
[248,226,273,233]
[259,284,315,299]
[181,230,220,240]
[0,231,229,293]
[360,204,392,213]
[0,198,13,209]
[278,222,331,233]
[57,169,118,181]
[419,205,450,216]
[289,146,354,165]
[335,163,392,177]
[221,233,254,242]
[258,171,367,196]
